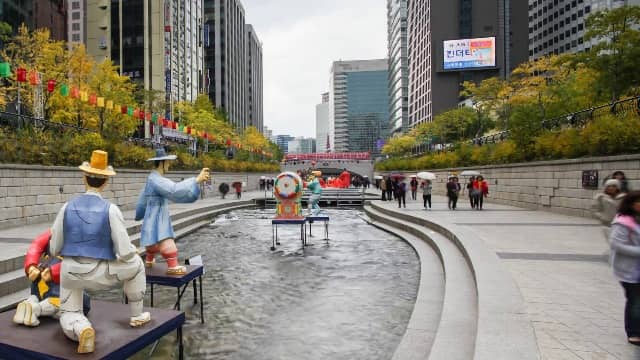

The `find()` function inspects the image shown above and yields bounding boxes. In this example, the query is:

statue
[135,148,210,275]
[50,150,149,354]
[306,171,323,216]
[274,172,304,219]
[13,230,90,327]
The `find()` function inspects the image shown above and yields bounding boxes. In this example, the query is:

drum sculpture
[273,172,304,219]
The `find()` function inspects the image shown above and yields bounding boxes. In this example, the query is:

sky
[242,0,388,139]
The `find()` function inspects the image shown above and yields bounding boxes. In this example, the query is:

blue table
[271,219,307,250]
[0,300,185,360]
[145,264,204,324]
[306,216,330,240]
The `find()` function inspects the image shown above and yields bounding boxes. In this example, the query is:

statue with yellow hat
[135,147,210,275]
[49,150,150,354]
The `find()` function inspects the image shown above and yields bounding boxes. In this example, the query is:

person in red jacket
[13,230,90,326]
[472,176,489,210]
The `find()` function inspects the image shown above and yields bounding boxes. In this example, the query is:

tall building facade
[274,134,294,154]
[528,0,640,60]
[329,59,389,155]
[288,137,316,154]
[86,1,204,104]
[67,0,85,46]
[34,0,66,41]
[387,0,409,135]
[315,92,330,153]
[204,0,247,129]
[407,0,528,128]
[0,1,31,35]
[246,24,263,131]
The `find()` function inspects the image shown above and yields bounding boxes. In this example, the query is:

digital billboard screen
[443,37,496,70]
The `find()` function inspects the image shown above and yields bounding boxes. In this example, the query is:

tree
[581,5,640,100]
[461,77,510,130]
[431,107,479,144]
[382,135,416,156]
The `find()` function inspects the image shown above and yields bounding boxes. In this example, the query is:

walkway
[373,192,638,360]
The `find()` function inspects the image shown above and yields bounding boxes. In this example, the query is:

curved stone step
[368,201,540,360]
[364,205,477,360]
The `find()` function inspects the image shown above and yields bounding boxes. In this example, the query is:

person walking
[446,177,461,210]
[396,180,407,208]
[466,176,476,209]
[233,181,242,199]
[421,180,432,209]
[473,176,489,210]
[386,176,394,201]
[593,179,625,242]
[380,176,388,201]
[410,177,418,201]
[613,171,631,193]
[609,191,640,345]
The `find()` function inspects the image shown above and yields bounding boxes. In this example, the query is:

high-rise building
[288,137,316,154]
[0,1,32,38]
[34,0,66,41]
[246,24,263,131]
[67,0,85,46]
[274,134,294,154]
[262,125,273,139]
[329,59,389,156]
[204,0,247,129]
[86,1,204,103]
[528,0,640,60]
[407,0,528,128]
[387,0,409,135]
[315,92,330,153]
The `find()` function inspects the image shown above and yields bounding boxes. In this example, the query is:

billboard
[443,37,496,70]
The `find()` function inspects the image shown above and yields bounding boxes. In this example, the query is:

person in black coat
[385,177,394,200]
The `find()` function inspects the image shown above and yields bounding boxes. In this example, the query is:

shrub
[581,113,640,156]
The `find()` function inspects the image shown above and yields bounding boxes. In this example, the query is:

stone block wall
[0,164,277,230]
[377,154,640,218]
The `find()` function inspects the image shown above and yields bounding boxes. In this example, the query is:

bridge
[280,152,375,179]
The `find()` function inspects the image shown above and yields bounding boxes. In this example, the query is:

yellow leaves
[382,135,416,156]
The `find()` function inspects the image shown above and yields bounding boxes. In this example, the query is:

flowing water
[96,208,419,360]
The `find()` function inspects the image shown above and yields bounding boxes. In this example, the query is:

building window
[72,23,80,31]
[72,11,80,20]
[72,1,80,10]
[585,5,590,14]
[72,33,80,42]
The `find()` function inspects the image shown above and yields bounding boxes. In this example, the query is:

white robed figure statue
[50,150,150,354]
[307,171,323,216]
[135,148,210,275]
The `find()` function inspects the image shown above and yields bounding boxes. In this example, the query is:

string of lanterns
[0,62,273,157]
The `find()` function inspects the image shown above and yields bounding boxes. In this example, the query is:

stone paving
[373,190,639,360]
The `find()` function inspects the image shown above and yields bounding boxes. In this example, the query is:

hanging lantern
[133,108,140,118]
[172,121,177,129]
[16,67,27,82]
[80,91,88,102]
[113,104,120,113]
[71,87,79,98]
[186,127,192,135]
[28,71,40,85]
[59,83,69,96]
[97,97,105,107]
[89,94,97,105]
[0,62,11,78]
[145,112,151,121]
[46,79,57,93]
[121,105,127,114]
[152,114,158,124]
[226,138,232,146]
[127,107,134,116]
[105,100,113,109]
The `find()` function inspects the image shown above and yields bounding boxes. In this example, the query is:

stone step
[0,288,29,312]
[0,268,29,300]
[364,204,477,360]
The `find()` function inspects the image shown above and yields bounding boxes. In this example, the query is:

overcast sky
[242,0,387,139]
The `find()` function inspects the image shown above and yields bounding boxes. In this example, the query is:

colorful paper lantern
[71,87,79,98]
[152,114,158,124]
[80,91,88,102]
[16,67,27,82]
[105,100,113,109]
[89,94,97,105]
[28,71,40,85]
[97,97,105,107]
[46,79,56,93]
[133,108,140,118]
[121,105,127,114]
[113,104,120,113]
[59,84,69,97]
[127,107,133,116]
[0,62,11,78]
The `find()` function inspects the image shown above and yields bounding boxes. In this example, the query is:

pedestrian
[410,177,418,201]
[466,176,476,209]
[233,181,242,199]
[259,178,265,191]
[609,191,640,346]
[593,179,625,242]
[380,176,388,201]
[421,180,432,209]
[446,177,461,210]
[473,176,489,210]
[613,171,631,193]
[386,176,394,201]
[396,180,407,208]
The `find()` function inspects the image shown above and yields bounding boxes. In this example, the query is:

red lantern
[226,138,232,146]
[172,121,177,129]
[146,112,151,121]
[121,105,127,114]
[133,109,140,118]
[46,79,56,93]
[71,87,80,98]
[16,67,27,82]
[187,127,192,135]
[89,94,97,105]
[28,71,40,85]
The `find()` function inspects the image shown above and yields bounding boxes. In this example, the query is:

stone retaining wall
[377,154,640,218]
[0,163,277,229]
